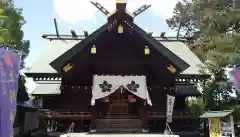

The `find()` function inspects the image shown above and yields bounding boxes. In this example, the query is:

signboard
[209,118,221,137]
[208,116,235,137]
[166,94,175,123]
[200,110,235,137]
[220,116,235,137]
[0,48,20,137]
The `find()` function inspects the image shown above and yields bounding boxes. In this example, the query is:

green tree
[0,1,30,102]
[0,7,9,44]
[167,0,240,134]
[166,0,199,37]
[1,3,30,60]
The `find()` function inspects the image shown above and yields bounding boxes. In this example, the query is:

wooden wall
[148,88,187,111]
[42,87,186,111]
[148,90,166,108]
[42,89,92,110]
[58,90,92,109]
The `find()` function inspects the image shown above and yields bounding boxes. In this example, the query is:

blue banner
[0,48,20,137]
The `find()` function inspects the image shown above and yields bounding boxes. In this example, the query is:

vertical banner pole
[230,115,235,137]
[165,94,175,134]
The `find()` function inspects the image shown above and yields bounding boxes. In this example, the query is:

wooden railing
[40,109,92,119]
[148,109,194,118]
[39,109,194,119]
[96,107,108,117]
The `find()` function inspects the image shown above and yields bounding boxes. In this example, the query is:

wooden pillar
[138,100,149,132]
[142,106,149,132]
[90,105,97,132]
[18,108,25,136]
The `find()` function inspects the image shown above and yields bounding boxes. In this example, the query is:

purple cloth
[229,66,240,95]
[0,48,20,137]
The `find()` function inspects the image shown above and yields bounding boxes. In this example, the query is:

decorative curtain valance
[91,75,152,106]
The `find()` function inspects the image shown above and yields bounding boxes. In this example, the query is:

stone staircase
[96,118,142,132]
[60,133,180,137]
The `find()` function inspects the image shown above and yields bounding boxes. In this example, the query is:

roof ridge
[42,34,192,42]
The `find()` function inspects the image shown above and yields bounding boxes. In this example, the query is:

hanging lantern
[167,64,176,73]
[118,24,123,34]
[63,63,73,72]
[144,46,150,55]
[91,45,96,54]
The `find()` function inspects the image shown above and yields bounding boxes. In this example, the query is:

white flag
[166,94,175,123]
[145,90,152,106]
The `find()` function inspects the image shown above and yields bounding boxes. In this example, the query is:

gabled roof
[26,40,206,95]
[26,40,80,73]
[50,24,109,72]
[160,41,204,75]
[31,81,61,95]
[25,39,205,75]
[131,24,189,72]
[50,22,189,72]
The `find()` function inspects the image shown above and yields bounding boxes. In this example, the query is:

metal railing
[148,110,193,117]
[67,122,75,137]
[165,122,174,136]
[40,109,192,118]
[40,109,91,118]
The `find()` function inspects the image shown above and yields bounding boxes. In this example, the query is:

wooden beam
[132,5,151,17]
[116,0,127,11]
[90,1,109,16]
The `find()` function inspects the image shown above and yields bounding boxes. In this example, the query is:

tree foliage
[167,0,240,134]
[166,0,199,37]
[0,7,9,43]
[0,1,30,102]
[1,3,30,62]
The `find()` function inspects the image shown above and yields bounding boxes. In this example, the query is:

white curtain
[91,75,152,106]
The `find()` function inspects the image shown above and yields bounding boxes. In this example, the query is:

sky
[14,0,180,93]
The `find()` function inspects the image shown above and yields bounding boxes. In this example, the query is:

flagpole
[165,122,168,134]
[165,94,168,134]
[165,93,175,135]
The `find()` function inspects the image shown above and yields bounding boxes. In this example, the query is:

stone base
[90,129,96,133]
[60,133,180,137]
[142,129,149,133]
[164,130,171,135]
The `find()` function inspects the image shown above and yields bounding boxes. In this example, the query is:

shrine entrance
[92,75,152,119]
[107,89,139,117]
[95,88,148,132]
[109,89,128,115]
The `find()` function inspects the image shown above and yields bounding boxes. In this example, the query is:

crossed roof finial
[90,0,151,18]
[116,0,127,4]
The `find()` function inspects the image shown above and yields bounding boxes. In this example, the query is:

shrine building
[25,1,210,136]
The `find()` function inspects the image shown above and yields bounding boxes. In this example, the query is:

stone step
[96,128,142,133]
[96,118,142,132]
[97,122,142,126]
[97,119,142,125]
[97,119,142,123]
[98,124,142,129]
[60,133,180,137]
